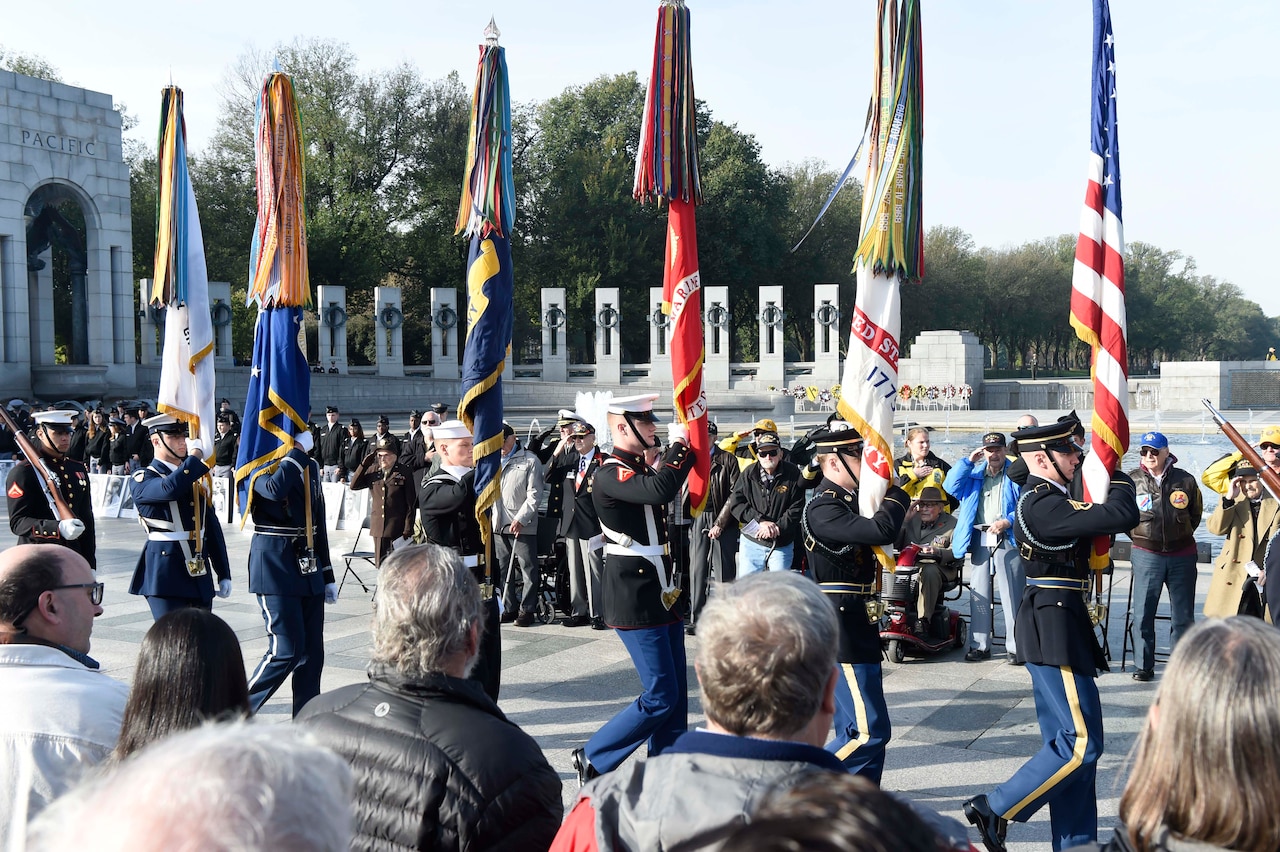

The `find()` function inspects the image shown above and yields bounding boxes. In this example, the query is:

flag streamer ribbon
[1070,0,1129,570]
[836,0,924,570]
[247,72,309,308]
[635,0,710,514]
[152,85,216,451]
[458,33,516,583]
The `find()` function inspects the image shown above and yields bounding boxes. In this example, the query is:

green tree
[0,47,60,81]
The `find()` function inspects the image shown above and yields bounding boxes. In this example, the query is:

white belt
[604,542,668,559]
[148,531,195,542]
[462,555,480,568]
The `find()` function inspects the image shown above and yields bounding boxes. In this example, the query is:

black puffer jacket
[296,665,561,852]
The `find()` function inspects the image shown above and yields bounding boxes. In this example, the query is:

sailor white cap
[142,413,186,435]
[607,394,661,422]
[32,409,78,428]
[431,420,472,440]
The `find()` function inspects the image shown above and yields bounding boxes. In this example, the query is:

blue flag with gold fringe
[234,306,310,520]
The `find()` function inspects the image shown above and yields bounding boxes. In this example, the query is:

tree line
[7,41,1274,373]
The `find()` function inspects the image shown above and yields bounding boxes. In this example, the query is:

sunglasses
[757,448,780,458]
[1139,447,1163,457]
[1261,444,1280,451]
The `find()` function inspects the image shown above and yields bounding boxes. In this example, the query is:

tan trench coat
[1204,496,1280,617]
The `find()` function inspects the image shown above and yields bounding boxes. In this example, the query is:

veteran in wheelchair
[881,487,966,661]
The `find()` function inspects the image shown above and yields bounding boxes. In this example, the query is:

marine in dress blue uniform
[244,432,336,716]
[128,414,231,619]
[799,425,908,784]
[964,420,1140,852]
[573,394,695,783]
[5,410,95,569]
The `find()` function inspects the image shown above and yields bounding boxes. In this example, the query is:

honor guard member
[799,424,908,784]
[571,394,695,785]
[128,414,232,619]
[399,410,429,475]
[418,419,502,701]
[244,429,337,717]
[964,420,1139,852]
[350,433,417,566]
[6,410,95,569]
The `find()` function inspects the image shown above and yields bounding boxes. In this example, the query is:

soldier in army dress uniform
[350,433,417,566]
[963,420,1140,852]
[128,414,232,619]
[799,424,908,785]
[571,394,695,784]
[5,410,94,569]
[418,420,502,701]
[244,430,337,716]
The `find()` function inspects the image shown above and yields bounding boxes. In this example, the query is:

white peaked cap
[431,420,472,440]
[32,410,78,427]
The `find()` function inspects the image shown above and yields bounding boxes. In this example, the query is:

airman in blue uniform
[244,431,336,716]
[128,414,231,619]
[964,419,1140,852]
[800,424,908,784]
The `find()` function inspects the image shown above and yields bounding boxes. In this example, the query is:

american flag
[1069,0,1128,566]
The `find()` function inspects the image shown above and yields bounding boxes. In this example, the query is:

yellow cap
[1259,425,1280,447]
[753,418,778,433]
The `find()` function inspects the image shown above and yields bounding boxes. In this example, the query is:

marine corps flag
[1070,0,1129,570]
[456,20,515,585]
[836,0,924,567]
[151,86,216,452]
[234,70,312,521]
[636,0,710,514]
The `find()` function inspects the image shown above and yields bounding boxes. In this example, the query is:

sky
[7,0,1280,314]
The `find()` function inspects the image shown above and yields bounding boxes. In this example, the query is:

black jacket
[316,422,345,467]
[296,666,561,852]
[727,460,805,547]
[214,429,239,467]
[1127,462,1202,553]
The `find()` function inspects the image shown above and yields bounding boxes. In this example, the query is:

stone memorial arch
[0,71,135,401]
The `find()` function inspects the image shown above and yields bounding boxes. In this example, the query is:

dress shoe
[571,747,600,788]
[591,617,607,630]
[1132,668,1154,682]
[499,610,517,625]
[963,794,1008,852]
[964,647,991,662]
[515,611,536,627]
[685,623,697,636]
[560,614,590,628]
[1007,653,1025,667]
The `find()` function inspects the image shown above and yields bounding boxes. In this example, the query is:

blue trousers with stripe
[827,662,891,784]
[248,593,326,717]
[988,663,1103,851]
[585,620,688,772]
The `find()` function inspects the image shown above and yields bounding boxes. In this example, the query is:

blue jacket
[943,457,1020,558]
[129,456,230,601]
[248,449,333,597]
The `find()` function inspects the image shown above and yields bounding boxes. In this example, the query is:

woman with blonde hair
[1073,617,1280,851]
[895,426,955,509]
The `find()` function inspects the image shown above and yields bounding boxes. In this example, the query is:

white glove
[58,518,85,540]
[667,421,689,446]
[293,430,315,454]
[186,438,205,459]
[324,582,339,604]
[217,578,233,598]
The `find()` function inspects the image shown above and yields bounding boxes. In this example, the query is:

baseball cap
[1139,431,1168,451]
[982,432,1007,449]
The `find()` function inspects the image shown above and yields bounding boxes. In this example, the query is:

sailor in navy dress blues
[5,410,95,569]
[799,424,908,784]
[964,420,1139,852]
[244,429,337,716]
[418,419,502,701]
[128,414,232,619]
[571,394,695,785]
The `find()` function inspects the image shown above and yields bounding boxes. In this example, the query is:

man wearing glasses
[0,544,128,839]
[711,431,804,575]
[799,424,908,784]
[1126,431,1203,683]
[5,410,95,570]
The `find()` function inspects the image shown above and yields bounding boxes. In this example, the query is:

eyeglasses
[757,449,780,458]
[1139,447,1163,457]
[13,582,104,629]
[570,435,590,441]
[1261,444,1280,452]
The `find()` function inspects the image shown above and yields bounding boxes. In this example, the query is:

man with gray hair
[26,720,353,852]
[551,571,847,851]
[296,543,561,851]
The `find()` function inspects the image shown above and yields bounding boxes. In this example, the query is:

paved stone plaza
[4,495,1201,851]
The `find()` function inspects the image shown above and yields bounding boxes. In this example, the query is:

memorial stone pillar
[811,283,841,386]
[136,277,162,367]
[208,281,234,370]
[316,285,348,375]
[756,285,785,385]
[703,285,730,390]
[648,287,670,383]
[430,287,460,381]
[594,287,621,386]
[540,287,567,383]
[374,286,404,378]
